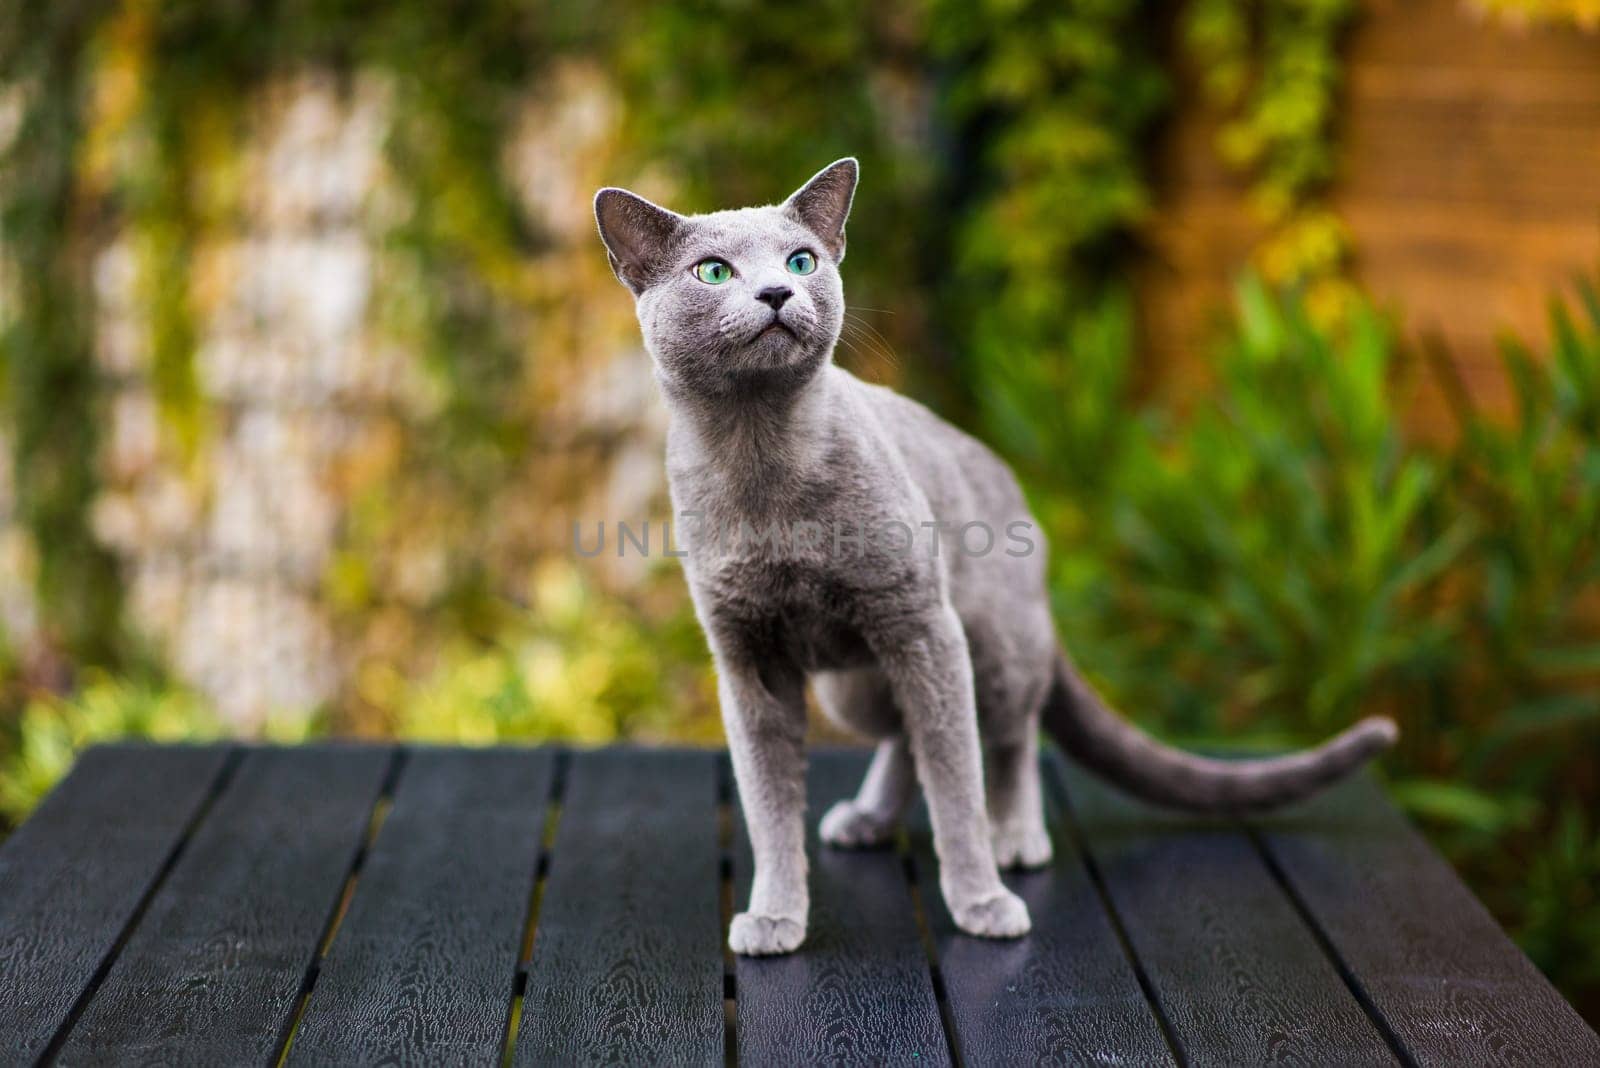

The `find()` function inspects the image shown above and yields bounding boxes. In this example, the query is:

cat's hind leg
[813,668,914,848]
[965,607,1055,869]
[985,728,1053,869]
[820,736,914,848]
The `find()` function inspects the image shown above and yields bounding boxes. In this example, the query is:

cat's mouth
[752,318,797,343]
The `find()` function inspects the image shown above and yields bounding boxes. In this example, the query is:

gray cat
[594,159,1398,956]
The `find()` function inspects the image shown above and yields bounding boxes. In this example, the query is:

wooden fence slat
[907,753,1177,1066]
[0,744,233,1061]
[1255,774,1600,1066]
[1053,758,1398,1067]
[52,745,392,1067]
[287,748,553,1066]
[734,749,950,1066]
[513,748,722,1066]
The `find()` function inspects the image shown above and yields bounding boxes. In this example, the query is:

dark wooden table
[1,744,1595,1066]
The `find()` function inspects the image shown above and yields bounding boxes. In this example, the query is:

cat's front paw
[819,799,897,848]
[992,822,1053,869]
[952,888,1031,939]
[729,912,807,956]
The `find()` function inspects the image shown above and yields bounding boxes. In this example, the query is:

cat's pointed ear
[594,187,685,294]
[783,158,858,262]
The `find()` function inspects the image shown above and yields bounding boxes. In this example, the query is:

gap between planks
[1047,752,1422,1068]
[1043,756,1191,1068]
[498,748,570,1068]
[717,753,737,1068]
[39,747,245,1066]
[272,747,408,1068]
[898,839,965,1067]
[1247,826,1419,1068]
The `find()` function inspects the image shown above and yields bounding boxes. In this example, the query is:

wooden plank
[907,752,1176,1066]
[53,745,393,1066]
[733,748,950,1066]
[1255,774,1600,1066]
[287,747,554,1066]
[1053,758,1398,1066]
[0,744,234,1061]
[515,748,723,1066]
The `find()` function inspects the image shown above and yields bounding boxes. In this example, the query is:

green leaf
[1391,780,1534,834]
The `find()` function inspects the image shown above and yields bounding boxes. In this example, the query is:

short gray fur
[594,159,1398,955]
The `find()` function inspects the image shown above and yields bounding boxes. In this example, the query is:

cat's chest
[676,498,920,611]
[714,576,875,672]
[685,539,880,671]
[666,457,925,671]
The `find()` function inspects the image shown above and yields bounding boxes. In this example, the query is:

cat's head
[594,159,857,397]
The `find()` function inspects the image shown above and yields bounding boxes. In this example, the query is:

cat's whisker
[841,315,902,373]
[836,333,866,365]
[844,326,899,375]
[850,336,898,376]
[838,321,901,380]
[836,327,879,367]
[857,330,902,371]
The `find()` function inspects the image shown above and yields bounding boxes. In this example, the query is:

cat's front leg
[717,655,811,956]
[876,605,1031,939]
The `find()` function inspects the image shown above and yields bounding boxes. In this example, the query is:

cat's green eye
[786,250,817,276]
[693,258,733,285]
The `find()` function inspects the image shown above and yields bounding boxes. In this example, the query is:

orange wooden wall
[1139,0,1600,436]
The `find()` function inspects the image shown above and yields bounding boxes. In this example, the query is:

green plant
[1451,282,1600,748]
[0,674,311,822]
[1436,282,1600,1014]
[1030,275,1600,1016]
[1518,805,1600,997]
[366,561,718,745]
[1182,0,1357,309]
[930,0,1167,478]
[1057,278,1469,739]
[0,0,558,699]
[0,2,128,668]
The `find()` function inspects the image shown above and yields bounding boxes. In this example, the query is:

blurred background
[2,0,1598,1019]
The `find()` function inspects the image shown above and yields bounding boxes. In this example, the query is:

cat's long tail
[1042,652,1397,813]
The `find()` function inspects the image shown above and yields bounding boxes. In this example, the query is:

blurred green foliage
[0,0,1597,1020]
[931,0,1167,483]
[0,563,715,819]
[1036,276,1600,1018]
[366,561,716,746]
[0,673,313,822]
[1184,0,1356,302]
[1052,278,1469,736]
[0,3,127,667]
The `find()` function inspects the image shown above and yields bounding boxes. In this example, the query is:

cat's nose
[755,285,793,311]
